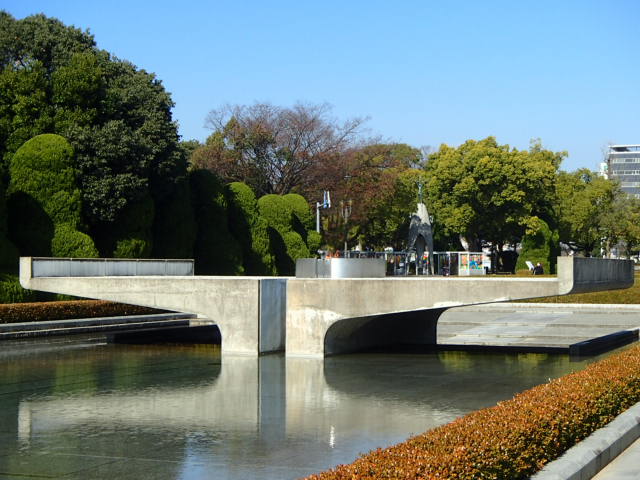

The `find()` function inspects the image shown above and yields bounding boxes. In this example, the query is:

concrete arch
[323,308,446,356]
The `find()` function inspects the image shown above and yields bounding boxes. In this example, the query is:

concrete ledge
[569,330,639,356]
[0,313,197,333]
[531,402,640,480]
[454,303,640,313]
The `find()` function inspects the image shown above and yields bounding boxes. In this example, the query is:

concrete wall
[558,256,635,294]
[296,258,386,278]
[20,257,286,356]
[286,257,635,357]
[19,256,634,358]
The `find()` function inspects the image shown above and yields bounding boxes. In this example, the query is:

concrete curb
[0,313,197,332]
[455,303,640,313]
[531,402,640,480]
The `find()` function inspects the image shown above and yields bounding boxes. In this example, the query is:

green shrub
[93,194,154,258]
[305,344,640,480]
[7,134,98,259]
[190,170,243,274]
[9,134,82,226]
[516,219,559,274]
[152,177,196,259]
[283,193,314,231]
[307,230,322,256]
[227,182,275,275]
[51,223,99,258]
[257,194,292,235]
[0,181,19,271]
[0,274,41,303]
[7,191,55,256]
[283,231,310,264]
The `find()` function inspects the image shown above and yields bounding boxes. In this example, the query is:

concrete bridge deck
[19,256,634,357]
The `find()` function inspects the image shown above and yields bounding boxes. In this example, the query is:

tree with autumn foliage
[321,143,422,251]
[193,102,367,198]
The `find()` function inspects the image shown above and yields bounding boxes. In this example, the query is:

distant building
[607,145,640,198]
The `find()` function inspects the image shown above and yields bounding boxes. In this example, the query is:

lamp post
[340,199,352,257]
[316,191,331,233]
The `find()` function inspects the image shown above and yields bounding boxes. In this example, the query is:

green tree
[600,191,640,258]
[0,12,187,256]
[555,169,618,256]
[425,137,563,253]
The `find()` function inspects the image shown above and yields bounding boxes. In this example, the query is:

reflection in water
[0,338,611,479]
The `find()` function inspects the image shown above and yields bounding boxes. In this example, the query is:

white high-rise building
[607,145,640,198]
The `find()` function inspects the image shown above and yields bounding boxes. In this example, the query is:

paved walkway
[591,437,640,479]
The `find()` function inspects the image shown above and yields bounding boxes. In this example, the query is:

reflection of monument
[407,183,434,275]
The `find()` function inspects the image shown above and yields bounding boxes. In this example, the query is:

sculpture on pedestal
[407,182,434,274]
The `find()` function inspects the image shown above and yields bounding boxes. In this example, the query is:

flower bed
[0,300,166,324]
[304,345,640,480]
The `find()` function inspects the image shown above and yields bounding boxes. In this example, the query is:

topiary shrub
[0,181,19,272]
[516,219,559,274]
[307,230,322,255]
[190,170,243,275]
[152,177,196,259]
[7,191,55,257]
[7,134,98,258]
[51,223,99,258]
[92,194,154,258]
[257,194,292,235]
[227,182,275,275]
[283,231,310,264]
[283,193,314,231]
[9,134,82,226]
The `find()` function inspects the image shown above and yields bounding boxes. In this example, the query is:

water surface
[0,337,611,479]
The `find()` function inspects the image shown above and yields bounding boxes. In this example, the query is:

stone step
[0,313,197,340]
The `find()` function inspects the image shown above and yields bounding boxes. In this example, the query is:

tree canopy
[0,11,187,244]
[425,137,563,251]
[193,102,367,198]
[555,168,620,256]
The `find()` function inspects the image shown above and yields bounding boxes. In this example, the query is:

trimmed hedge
[516,219,560,274]
[9,134,81,226]
[305,344,640,480]
[0,300,166,324]
[8,134,98,258]
[227,182,275,275]
[190,169,243,275]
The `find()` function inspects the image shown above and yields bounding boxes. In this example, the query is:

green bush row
[0,299,166,324]
[1,134,320,286]
[305,344,640,480]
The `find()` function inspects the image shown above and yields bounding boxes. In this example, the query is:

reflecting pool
[0,337,613,479]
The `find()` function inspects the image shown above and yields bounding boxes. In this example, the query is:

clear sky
[4,0,639,171]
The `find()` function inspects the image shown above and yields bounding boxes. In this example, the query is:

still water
[0,337,611,479]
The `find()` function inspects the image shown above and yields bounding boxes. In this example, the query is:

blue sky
[4,1,639,171]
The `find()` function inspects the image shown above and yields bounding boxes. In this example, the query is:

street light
[316,191,331,233]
